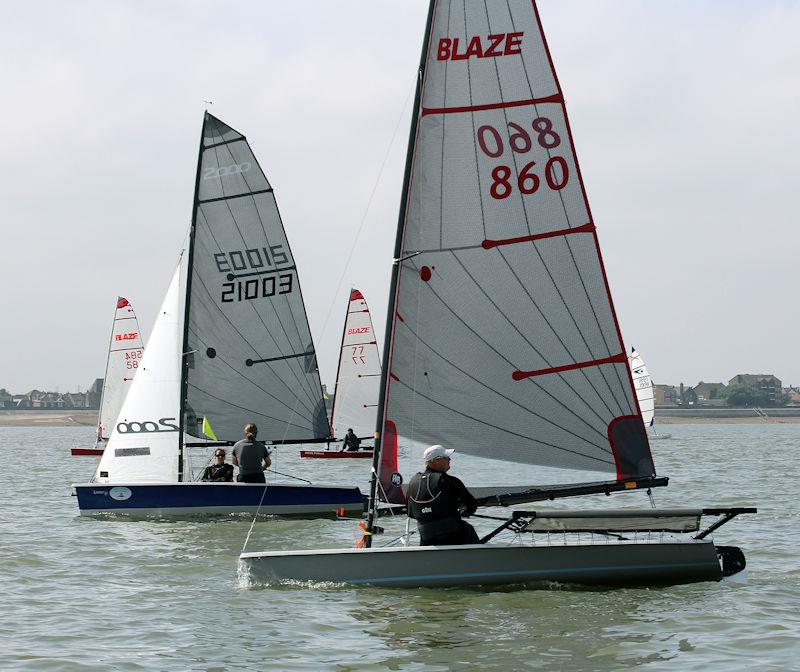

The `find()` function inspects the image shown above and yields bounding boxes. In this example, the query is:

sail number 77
[476,116,569,200]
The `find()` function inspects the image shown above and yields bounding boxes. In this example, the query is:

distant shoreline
[1,409,799,428]
[0,410,98,427]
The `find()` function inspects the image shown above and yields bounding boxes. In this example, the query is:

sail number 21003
[476,116,569,200]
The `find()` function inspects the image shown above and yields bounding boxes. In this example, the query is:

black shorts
[420,520,480,546]
[237,472,266,484]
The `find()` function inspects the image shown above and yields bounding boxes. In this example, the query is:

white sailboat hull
[240,538,724,588]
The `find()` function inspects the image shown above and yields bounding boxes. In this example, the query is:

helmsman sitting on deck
[341,428,361,452]
[407,445,480,546]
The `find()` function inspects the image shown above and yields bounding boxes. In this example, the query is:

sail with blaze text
[330,289,381,442]
[377,0,654,504]
[183,113,329,442]
[96,297,145,442]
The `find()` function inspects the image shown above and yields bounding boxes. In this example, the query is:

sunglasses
[215,453,225,458]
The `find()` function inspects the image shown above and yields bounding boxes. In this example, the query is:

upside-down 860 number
[476,116,570,200]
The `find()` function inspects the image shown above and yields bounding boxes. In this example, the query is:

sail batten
[375,0,655,498]
[184,113,329,442]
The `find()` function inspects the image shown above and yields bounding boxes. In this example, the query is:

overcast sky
[1,0,798,396]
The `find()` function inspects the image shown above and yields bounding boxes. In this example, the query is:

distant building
[63,392,90,409]
[28,390,65,409]
[88,378,104,409]
[728,374,783,405]
[12,394,29,408]
[693,381,727,406]
[0,389,13,409]
[654,384,679,406]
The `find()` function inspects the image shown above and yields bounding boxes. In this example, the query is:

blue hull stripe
[75,483,363,512]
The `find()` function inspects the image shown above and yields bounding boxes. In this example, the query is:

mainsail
[183,113,329,443]
[375,0,654,504]
[330,289,382,441]
[628,347,655,427]
[94,263,183,483]
[96,297,145,442]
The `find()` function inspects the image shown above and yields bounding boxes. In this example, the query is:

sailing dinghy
[72,113,363,517]
[301,289,380,459]
[240,0,754,585]
[72,297,145,456]
[628,346,671,439]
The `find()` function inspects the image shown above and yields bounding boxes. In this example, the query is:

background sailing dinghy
[240,0,754,586]
[301,289,380,459]
[628,346,671,440]
[72,297,145,456]
[72,113,363,517]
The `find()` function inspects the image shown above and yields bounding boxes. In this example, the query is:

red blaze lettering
[504,31,524,56]
[115,332,138,341]
[464,35,483,59]
[436,33,524,61]
[437,38,452,61]
[485,34,504,57]
[347,327,370,335]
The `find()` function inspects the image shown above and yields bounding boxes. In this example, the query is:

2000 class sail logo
[202,162,251,180]
[116,417,179,434]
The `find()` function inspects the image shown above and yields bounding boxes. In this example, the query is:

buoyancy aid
[407,471,461,539]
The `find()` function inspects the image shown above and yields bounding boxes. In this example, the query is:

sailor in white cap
[407,445,479,546]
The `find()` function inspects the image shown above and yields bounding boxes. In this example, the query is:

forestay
[378,0,654,503]
[628,347,655,427]
[331,289,381,441]
[184,113,329,442]
[97,297,145,441]
[94,263,183,483]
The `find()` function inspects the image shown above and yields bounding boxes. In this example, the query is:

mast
[366,0,437,546]
[177,112,207,482]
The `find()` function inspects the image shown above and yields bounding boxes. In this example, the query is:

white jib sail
[94,261,184,483]
[330,289,382,441]
[96,297,145,442]
[628,348,655,427]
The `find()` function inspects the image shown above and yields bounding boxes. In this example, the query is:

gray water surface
[1,424,797,671]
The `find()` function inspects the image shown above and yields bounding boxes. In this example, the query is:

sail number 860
[476,116,569,200]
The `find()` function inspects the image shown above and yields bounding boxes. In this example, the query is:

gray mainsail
[375,0,654,504]
[183,113,329,442]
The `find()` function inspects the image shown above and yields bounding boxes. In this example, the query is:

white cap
[423,444,454,462]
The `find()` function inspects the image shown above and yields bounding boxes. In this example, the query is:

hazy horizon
[2,1,798,394]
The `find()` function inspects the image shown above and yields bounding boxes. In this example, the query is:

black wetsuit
[201,463,234,482]
[407,468,480,546]
[342,432,361,452]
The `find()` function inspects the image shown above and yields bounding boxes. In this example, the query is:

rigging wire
[315,76,416,345]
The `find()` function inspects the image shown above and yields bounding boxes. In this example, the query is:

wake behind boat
[72,113,363,518]
[240,0,754,586]
[72,297,144,457]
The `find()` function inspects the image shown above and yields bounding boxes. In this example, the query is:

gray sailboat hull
[240,539,724,588]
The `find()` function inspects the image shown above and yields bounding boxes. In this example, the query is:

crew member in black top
[341,428,361,452]
[407,444,479,546]
[201,449,234,482]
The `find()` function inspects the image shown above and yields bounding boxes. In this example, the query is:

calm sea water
[1,424,798,671]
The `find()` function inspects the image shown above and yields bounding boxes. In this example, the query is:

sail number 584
[476,116,569,200]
